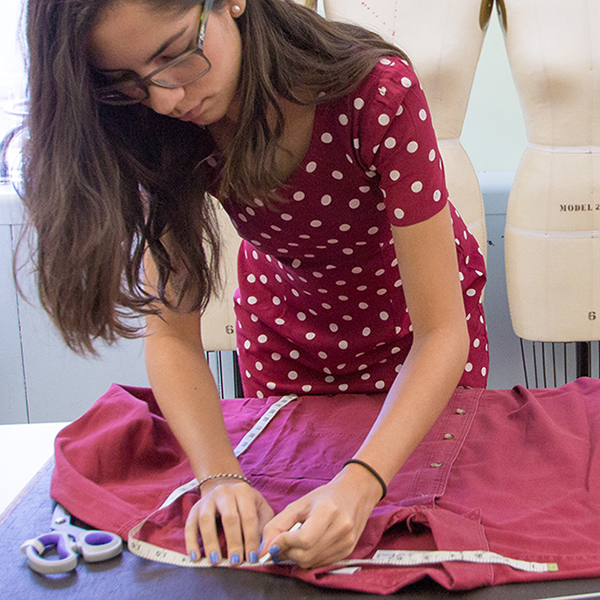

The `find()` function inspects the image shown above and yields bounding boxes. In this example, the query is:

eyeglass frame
[94,0,215,105]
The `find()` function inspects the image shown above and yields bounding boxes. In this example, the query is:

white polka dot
[359,186,370,193]
[332,170,343,180]
[367,227,379,236]
[343,248,353,255]
[433,190,442,202]
[306,332,316,340]
[302,385,312,393]
[391,347,401,354]
[339,114,348,125]
[248,296,258,305]
[281,213,293,221]
[380,311,389,321]
[362,327,371,336]
[465,363,473,372]
[411,181,423,193]
[396,105,404,116]
[482,367,487,377]
[244,340,251,349]
[290,350,300,359]
[429,149,436,162]
[401,77,412,88]
[390,170,401,181]
[321,133,333,143]
[349,199,360,209]
[255,361,263,371]
[252,250,259,260]
[353,138,360,149]
[306,161,317,173]
[339,224,351,232]
[288,371,298,380]
[257,391,264,398]
[251,314,258,322]
[407,141,419,153]
[258,334,268,343]
[380,58,391,65]
[267,382,276,390]
[247,274,256,283]
[394,208,405,220]
[384,137,397,149]
[361,373,371,380]
[292,259,301,268]
[246,207,255,216]
[339,340,348,350]
[325,375,335,383]
[271,353,281,361]
[359,302,369,309]
[377,288,387,295]
[310,220,322,228]
[312,271,323,278]
[378,113,391,126]
[354,98,365,110]
[373,145,380,154]
[319,351,328,359]
[260,274,268,284]
[375,381,385,390]
[473,338,480,348]
[339,384,349,392]
[293,191,305,201]
[419,109,427,121]
[466,289,476,297]
[321,195,332,206]
[297,312,306,321]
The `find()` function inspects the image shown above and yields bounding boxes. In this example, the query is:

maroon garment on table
[52,380,600,594]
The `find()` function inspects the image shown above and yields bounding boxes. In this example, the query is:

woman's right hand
[185,478,274,565]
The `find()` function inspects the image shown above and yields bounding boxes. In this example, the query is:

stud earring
[232,4,242,15]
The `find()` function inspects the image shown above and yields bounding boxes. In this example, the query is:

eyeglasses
[94,0,214,105]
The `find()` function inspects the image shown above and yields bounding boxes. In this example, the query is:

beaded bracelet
[342,459,387,501]
[197,473,252,494]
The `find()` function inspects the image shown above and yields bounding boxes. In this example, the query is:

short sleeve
[349,58,448,227]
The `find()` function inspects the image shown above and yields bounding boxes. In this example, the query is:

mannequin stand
[519,340,599,388]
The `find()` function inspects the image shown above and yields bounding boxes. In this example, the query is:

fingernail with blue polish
[258,540,264,553]
[230,553,241,565]
[190,551,198,562]
[268,545,281,563]
[249,551,258,563]
[210,551,220,564]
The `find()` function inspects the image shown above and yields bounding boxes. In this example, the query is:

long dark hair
[21,0,409,354]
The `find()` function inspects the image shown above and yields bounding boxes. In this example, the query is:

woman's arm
[259,204,469,568]
[143,256,273,564]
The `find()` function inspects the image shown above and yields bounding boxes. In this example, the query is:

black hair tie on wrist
[342,459,387,501]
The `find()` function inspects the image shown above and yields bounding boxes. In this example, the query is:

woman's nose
[145,85,186,116]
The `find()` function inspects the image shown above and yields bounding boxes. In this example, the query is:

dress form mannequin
[502,0,600,342]
[322,0,491,256]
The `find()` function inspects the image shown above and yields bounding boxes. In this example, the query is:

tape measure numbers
[127,392,559,575]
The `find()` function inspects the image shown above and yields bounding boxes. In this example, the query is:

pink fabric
[52,379,600,594]
[215,58,488,397]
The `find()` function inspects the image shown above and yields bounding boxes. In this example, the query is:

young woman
[24,0,488,570]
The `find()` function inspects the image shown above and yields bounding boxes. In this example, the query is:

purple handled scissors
[20,504,123,575]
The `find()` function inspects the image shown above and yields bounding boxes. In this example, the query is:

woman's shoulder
[348,56,421,112]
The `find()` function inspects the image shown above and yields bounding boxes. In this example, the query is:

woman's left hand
[259,464,383,569]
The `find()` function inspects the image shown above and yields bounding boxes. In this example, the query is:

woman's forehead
[88,1,195,70]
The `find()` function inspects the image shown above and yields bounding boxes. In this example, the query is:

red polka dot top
[217,58,488,398]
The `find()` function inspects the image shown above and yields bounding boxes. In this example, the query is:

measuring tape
[128,392,558,575]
